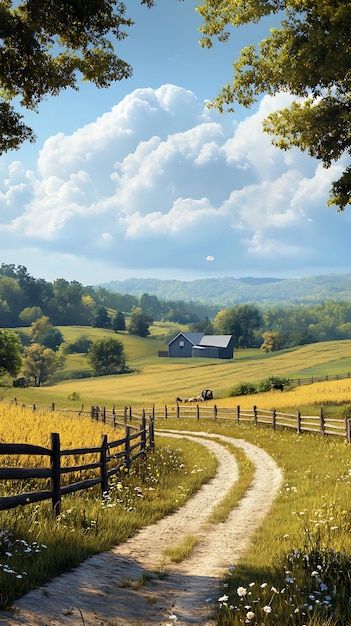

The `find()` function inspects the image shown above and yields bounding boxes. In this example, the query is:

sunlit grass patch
[216,504,351,625]
[164,534,200,563]
[206,442,255,525]
[213,377,351,414]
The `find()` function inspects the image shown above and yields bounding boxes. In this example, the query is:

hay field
[212,377,351,412]
[6,338,351,410]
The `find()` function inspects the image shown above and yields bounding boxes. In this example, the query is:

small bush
[66,336,93,354]
[68,392,80,401]
[257,376,290,392]
[229,382,257,396]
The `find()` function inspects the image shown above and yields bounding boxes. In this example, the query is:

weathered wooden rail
[128,404,351,441]
[0,413,154,516]
[7,398,351,440]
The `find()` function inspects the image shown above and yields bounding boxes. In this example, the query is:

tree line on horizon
[2,263,351,387]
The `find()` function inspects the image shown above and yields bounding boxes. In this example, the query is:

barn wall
[168,335,193,357]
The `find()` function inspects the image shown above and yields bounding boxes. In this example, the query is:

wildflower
[237,586,247,597]
[260,582,268,588]
[263,606,272,614]
[218,595,229,603]
[285,576,294,583]
[169,614,177,622]
[246,611,255,619]
[271,586,279,593]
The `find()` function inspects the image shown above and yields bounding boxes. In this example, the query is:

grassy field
[5,329,351,413]
[2,329,351,624]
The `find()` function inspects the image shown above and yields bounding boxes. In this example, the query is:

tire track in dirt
[0,432,283,626]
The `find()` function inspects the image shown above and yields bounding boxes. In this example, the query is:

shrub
[229,382,257,396]
[66,335,93,354]
[257,376,290,392]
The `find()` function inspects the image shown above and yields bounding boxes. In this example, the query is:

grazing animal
[201,389,213,401]
[177,390,213,403]
[272,383,284,392]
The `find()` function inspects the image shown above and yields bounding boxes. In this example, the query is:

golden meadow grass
[6,336,351,409]
[0,402,120,448]
[212,378,351,413]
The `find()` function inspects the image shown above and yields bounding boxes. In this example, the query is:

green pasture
[6,325,351,410]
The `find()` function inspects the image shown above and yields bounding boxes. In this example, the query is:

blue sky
[0,1,350,286]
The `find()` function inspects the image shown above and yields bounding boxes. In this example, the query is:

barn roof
[168,332,204,346]
[168,333,234,348]
[198,335,233,348]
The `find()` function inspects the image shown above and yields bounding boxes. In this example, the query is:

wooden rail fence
[147,403,351,441]
[8,399,351,441]
[1,396,350,517]
[0,411,154,516]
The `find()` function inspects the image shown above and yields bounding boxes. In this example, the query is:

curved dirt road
[0,431,283,626]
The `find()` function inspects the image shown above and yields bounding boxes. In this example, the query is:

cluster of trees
[0,264,215,329]
[203,301,351,350]
[4,264,351,386]
[0,314,127,386]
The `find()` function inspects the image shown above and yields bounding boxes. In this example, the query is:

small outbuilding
[168,333,234,359]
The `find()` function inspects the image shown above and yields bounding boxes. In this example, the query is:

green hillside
[7,326,351,410]
[100,272,351,306]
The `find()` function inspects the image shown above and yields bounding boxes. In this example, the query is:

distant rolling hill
[99,273,351,307]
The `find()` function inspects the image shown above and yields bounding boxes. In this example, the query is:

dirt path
[0,431,283,626]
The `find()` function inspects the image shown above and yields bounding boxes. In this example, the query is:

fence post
[123,406,128,426]
[214,405,217,421]
[141,410,147,453]
[176,403,179,418]
[129,406,132,421]
[165,405,168,419]
[149,417,155,450]
[102,406,106,423]
[237,405,240,423]
[100,435,108,495]
[346,417,351,444]
[50,432,61,517]
[297,410,302,434]
[320,407,325,436]
[125,426,131,469]
[272,409,276,430]
[197,404,200,420]
[51,403,55,411]
[253,405,258,425]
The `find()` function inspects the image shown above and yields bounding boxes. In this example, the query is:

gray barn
[168,333,234,359]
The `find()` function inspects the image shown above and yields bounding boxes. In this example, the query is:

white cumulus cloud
[0,84,350,282]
